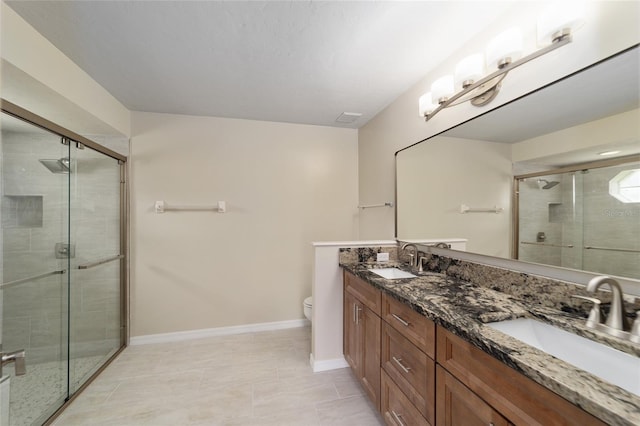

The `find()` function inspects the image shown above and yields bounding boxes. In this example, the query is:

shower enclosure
[515,157,640,279]
[0,102,127,425]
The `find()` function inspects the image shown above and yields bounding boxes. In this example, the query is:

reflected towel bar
[358,202,393,209]
[460,204,503,214]
[584,246,640,254]
[521,242,574,248]
[78,254,125,270]
[0,269,66,289]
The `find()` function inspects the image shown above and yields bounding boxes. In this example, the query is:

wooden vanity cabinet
[436,326,606,426]
[343,270,607,426]
[344,271,381,410]
[436,366,510,426]
[381,294,436,425]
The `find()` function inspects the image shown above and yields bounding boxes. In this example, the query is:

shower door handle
[0,349,26,377]
[0,269,66,290]
[77,254,124,270]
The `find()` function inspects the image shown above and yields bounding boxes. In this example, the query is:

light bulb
[538,2,586,45]
[418,92,438,117]
[431,75,455,104]
[454,54,485,89]
[486,28,523,70]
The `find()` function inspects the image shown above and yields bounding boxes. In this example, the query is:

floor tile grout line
[50,327,384,425]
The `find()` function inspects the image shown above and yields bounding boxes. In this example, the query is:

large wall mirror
[396,45,639,280]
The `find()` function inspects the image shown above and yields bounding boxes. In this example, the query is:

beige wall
[358,1,640,240]
[397,137,512,257]
[1,2,130,140]
[512,108,640,164]
[130,112,358,337]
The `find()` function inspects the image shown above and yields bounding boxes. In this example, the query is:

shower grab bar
[584,246,640,254]
[521,242,574,248]
[0,269,66,290]
[77,254,124,270]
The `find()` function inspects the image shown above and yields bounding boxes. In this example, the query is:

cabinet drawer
[436,326,606,426]
[382,293,435,357]
[435,366,509,426]
[382,323,435,424]
[381,369,430,426]
[344,270,381,315]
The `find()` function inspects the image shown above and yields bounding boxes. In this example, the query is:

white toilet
[303,297,312,322]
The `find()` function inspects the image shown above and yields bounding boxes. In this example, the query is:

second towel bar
[521,242,574,248]
[584,246,640,254]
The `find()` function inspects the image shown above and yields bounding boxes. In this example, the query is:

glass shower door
[68,142,123,393]
[1,112,70,425]
[581,162,640,279]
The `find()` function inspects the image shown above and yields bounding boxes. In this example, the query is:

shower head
[39,158,70,174]
[537,179,559,189]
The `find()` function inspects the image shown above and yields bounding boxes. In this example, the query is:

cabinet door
[436,326,606,426]
[436,366,509,426]
[361,303,381,410]
[344,290,361,374]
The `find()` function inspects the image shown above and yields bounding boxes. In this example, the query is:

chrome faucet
[0,348,26,377]
[586,276,630,337]
[401,243,418,268]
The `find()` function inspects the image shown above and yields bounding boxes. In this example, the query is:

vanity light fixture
[419,2,585,121]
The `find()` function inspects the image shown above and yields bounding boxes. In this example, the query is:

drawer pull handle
[392,356,411,373]
[391,314,410,327]
[354,304,362,325]
[391,410,406,426]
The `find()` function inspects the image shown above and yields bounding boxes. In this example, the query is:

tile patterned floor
[53,326,385,425]
[8,354,113,426]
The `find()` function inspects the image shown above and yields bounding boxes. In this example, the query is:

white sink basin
[369,268,417,280]
[487,318,640,396]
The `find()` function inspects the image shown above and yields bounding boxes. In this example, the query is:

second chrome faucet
[576,275,639,343]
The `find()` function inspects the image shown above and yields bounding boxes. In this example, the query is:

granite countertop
[341,261,640,426]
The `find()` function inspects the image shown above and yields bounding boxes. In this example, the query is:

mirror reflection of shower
[38,157,70,174]
[537,178,559,189]
[517,159,640,279]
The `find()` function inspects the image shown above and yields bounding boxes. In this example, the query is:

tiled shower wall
[518,173,565,267]
[1,129,121,365]
[1,130,68,364]
[68,145,121,369]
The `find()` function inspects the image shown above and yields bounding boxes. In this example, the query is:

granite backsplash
[338,246,399,264]
[340,245,639,319]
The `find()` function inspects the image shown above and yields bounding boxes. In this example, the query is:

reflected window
[609,169,640,203]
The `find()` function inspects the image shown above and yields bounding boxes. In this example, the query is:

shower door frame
[512,153,640,260]
[1,99,129,424]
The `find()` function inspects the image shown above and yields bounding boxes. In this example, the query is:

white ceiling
[6,1,516,128]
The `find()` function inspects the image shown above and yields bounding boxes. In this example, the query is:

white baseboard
[130,319,309,346]
[310,353,349,372]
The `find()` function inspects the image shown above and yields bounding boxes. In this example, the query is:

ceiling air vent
[335,112,362,124]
